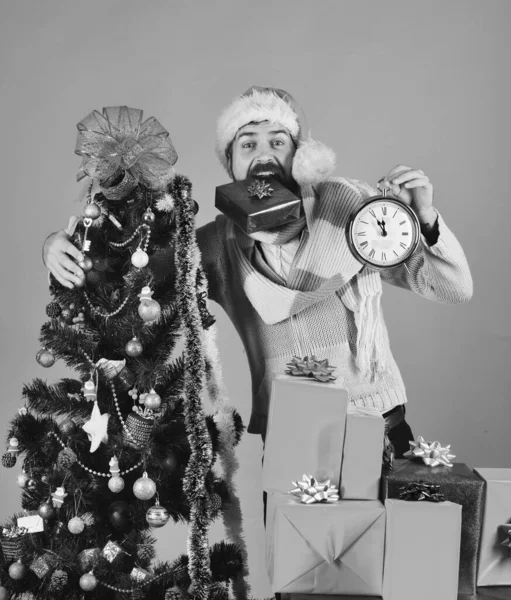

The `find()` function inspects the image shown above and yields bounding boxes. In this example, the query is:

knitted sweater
[196,177,473,435]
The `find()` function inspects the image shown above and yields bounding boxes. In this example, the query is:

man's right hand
[43,227,86,289]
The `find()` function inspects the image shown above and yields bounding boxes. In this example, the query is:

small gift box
[383,498,462,600]
[340,406,384,500]
[262,376,348,493]
[215,176,302,234]
[0,526,27,561]
[17,513,45,534]
[381,458,485,595]
[266,493,385,595]
[474,468,511,586]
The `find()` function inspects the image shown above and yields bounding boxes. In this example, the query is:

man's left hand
[381,164,436,227]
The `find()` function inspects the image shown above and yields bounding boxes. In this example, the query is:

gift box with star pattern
[381,459,486,595]
[215,176,302,234]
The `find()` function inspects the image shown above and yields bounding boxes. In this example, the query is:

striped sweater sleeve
[380,210,473,304]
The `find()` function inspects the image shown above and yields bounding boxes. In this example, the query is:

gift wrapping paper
[474,468,511,586]
[266,492,385,595]
[262,376,348,493]
[381,459,485,595]
[340,405,384,500]
[383,498,462,600]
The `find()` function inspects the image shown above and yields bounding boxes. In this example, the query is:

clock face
[348,197,420,269]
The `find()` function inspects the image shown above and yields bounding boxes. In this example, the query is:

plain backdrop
[1,1,509,597]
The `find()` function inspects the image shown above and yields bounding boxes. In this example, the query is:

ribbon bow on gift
[286,355,337,383]
[75,106,178,199]
[498,525,511,551]
[398,481,446,503]
[290,474,340,504]
[404,435,455,467]
[2,526,28,538]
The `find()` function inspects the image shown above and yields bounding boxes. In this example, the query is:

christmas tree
[0,107,249,600]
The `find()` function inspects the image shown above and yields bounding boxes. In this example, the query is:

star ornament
[82,401,110,452]
[247,179,274,200]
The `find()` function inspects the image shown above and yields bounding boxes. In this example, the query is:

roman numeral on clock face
[381,252,386,261]
[400,242,407,249]
[360,241,369,248]
[382,206,387,215]
[357,232,367,236]
[369,249,375,258]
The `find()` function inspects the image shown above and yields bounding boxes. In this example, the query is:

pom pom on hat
[292,138,336,186]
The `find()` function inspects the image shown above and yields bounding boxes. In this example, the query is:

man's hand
[380,164,436,227]
[43,228,85,289]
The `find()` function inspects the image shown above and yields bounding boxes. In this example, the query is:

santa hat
[215,86,336,185]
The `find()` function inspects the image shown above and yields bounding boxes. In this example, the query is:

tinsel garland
[174,185,213,600]
[202,322,251,600]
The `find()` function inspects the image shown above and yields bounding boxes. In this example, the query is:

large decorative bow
[75,106,178,199]
[398,481,445,502]
[289,474,340,504]
[285,355,337,383]
[404,435,455,467]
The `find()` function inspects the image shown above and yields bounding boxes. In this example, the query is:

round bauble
[78,256,94,273]
[133,472,156,500]
[17,471,30,488]
[38,501,56,520]
[45,301,61,318]
[131,248,149,269]
[85,269,102,286]
[68,516,85,534]
[26,478,37,491]
[191,199,199,215]
[84,202,102,220]
[144,389,161,411]
[60,308,73,323]
[41,474,50,484]
[2,452,17,468]
[79,572,97,591]
[0,586,9,600]
[60,418,76,436]
[108,501,134,531]
[146,503,170,528]
[143,208,156,224]
[108,475,125,493]
[163,454,178,472]
[138,299,161,323]
[36,348,55,368]
[125,337,143,357]
[9,560,28,580]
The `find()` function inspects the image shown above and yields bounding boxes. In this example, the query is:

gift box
[383,498,462,600]
[266,493,385,594]
[17,514,45,534]
[474,468,511,586]
[381,459,485,595]
[340,406,384,500]
[215,176,302,234]
[262,376,348,493]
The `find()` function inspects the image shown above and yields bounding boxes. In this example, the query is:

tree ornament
[77,548,101,572]
[2,437,20,468]
[0,587,8,600]
[144,388,161,411]
[117,366,135,390]
[60,418,76,436]
[78,256,94,272]
[25,478,37,491]
[57,447,77,470]
[125,337,143,357]
[133,471,156,500]
[80,512,95,526]
[82,378,97,402]
[60,307,74,324]
[30,554,55,578]
[17,471,30,488]
[102,540,127,564]
[85,269,102,286]
[143,207,156,223]
[82,401,110,452]
[146,496,170,528]
[123,411,154,447]
[96,357,126,379]
[211,493,223,516]
[8,560,28,580]
[68,516,85,534]
[108,501,134,532]
[108,476,125,493]
[165,586,184,600]
[36,348,55,368]
[131,248,149,268]
[38,501,56,520]
[130,566,151,583]
[84,202,102,220]
[52,486,68,508]
[79,571,97,591]
[138,286,161,323]
[45,301,61,318]
[50,568,68,591]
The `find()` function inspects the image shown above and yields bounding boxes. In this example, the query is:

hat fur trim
[216,89,300,173]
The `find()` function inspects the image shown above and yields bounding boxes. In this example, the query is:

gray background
[1,1,509,597]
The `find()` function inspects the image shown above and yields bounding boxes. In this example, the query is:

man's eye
[272,140,284,147]
[242,142,255,149]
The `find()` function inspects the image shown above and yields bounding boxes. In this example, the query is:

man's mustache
[249,161,285,181]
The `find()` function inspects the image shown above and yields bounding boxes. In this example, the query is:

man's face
[229,121,296,185]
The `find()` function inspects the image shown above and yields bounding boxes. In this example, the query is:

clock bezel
[346,194,421,270]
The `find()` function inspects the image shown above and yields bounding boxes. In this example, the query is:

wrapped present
[262,377,348,493]
[383,498,462,600]
[266,493,385,595]
[340,406,384,500]
[474,468,511,586]
[17,513,45,534]
[381,458,485,595]
[215,176,302,234]
[0,526,27,561]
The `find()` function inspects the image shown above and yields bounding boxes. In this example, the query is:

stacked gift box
[263,374,511,599]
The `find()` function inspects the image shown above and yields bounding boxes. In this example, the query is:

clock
[346,184,421,270]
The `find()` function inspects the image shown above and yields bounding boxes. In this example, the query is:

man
[44,86,473,463]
